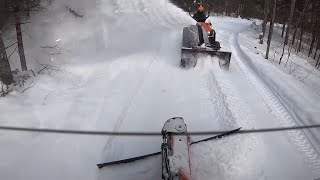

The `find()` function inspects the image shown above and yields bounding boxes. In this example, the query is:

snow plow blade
[181,47,231,70]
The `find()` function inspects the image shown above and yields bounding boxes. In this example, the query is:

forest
[171,0,320,68]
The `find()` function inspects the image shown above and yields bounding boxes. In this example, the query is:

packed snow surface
[0,0,320,180]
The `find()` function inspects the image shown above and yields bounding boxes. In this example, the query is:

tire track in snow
[230,32,320,178]
[205,68,236,130]
[99,0,191,162]
[103,49,160,153]
[208,57,258,129]
[191,57,266,179]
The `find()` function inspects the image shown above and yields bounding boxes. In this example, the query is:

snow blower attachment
[161,117,241,179]
[161,117,191,180]
[97,117,241,180]
[181,4,232,70]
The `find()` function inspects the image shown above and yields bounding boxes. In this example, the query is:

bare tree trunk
[314,39,319,59]
[14,7,27,71]
[317,53,320,68]
[284,41,294,67]
[298,23,304,52]
[26,1,31,18]
[279,0,296,64]
[308,21,316,57]
[0,32,13,85]
[291,26,297,45]
[281,21,286,38]
[237,3,242,17]
[262,0,269,38]
[266,0,277,59]
[284,0,296,45]
[224,1,228,16]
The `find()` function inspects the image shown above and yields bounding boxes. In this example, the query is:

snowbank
[233,31,320,150]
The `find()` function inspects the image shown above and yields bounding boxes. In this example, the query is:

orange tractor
[181,3,232,70]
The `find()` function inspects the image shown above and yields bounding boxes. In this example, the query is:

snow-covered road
[0,0,319,180]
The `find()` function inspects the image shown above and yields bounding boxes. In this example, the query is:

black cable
[0,124,320,136]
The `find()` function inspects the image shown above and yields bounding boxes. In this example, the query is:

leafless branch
[2,21,31,33]
[66,5,84,18]
[49,52,61,55]
[40,45,62,56]
[44,66,62,72]
[21,81,36,93]
[8,45,18,59]
[42,90,55,105]
[40,45,57,48]
[22,31,32,39]
[37,64,63,74]
[2,42,17,50]
[5,36,17,41]
[284,41,294,68]
[28,8,45,12]
[30,70,36,77]
[289,62,298,74]
[27,1,41,9]
[300,69,313,81]
[37,64,49,74]
[17,22,32,25]
[1,24,14,33]
[272,42,283,62]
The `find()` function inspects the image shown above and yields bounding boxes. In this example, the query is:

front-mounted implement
[97,117,241,180]
[181,3,232,70]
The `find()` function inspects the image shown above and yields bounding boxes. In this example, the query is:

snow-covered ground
[0,0,320,180]
[238,20,320,161]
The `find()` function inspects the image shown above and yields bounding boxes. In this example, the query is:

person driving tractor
[192,4,209,22]
[190,4,213,46]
